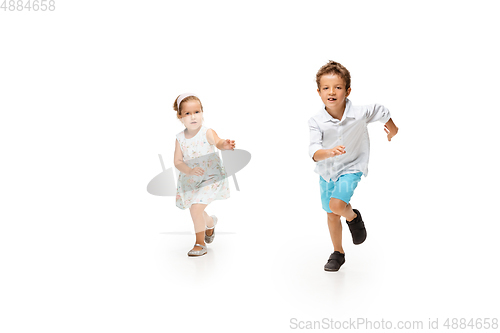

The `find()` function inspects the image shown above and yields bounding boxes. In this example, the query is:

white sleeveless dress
[175,126,230,210]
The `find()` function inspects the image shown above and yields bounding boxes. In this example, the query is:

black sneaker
[324,251,345,272]
[347,209,367,245]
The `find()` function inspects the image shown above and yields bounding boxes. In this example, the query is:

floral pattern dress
[175,126,230,210]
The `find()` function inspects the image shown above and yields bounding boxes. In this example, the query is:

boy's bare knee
[327,212,341,221]
[329,199,347,215]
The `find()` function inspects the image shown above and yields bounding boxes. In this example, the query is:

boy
[308,61,398,272]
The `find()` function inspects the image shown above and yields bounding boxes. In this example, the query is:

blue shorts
[319,172,362,213]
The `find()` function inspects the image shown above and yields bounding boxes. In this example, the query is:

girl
[173,93,234,256]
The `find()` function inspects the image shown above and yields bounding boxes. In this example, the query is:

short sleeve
[308,117,323,160]
[364,104,391,124]
[175,131,183,143]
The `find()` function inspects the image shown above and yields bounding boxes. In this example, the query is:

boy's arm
[309,118,346,162]
[365,104,391,124]
[365,104,398,141]
[313,146,346,161]
[309,118,323,161]
[384,118,399,141]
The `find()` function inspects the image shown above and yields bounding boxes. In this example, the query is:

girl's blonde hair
[173,95,203,118]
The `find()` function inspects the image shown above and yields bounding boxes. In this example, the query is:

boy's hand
[312,146,346,161]
[188,167,204,176]
[384,118,399,142]
[329,145,346,157]
[384,125,398,141]
[221,139,235,150]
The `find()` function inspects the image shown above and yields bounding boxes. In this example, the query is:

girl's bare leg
[189,204,209,251]
[204,211,214,236]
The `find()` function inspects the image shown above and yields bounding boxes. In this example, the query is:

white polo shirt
[308,98,391,182]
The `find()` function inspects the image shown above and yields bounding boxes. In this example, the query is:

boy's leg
[328,172,362,221]
[327,212,344,253]
[329,200,356,221]
[329,199,366,245]
[328,172,366,245]
[325,212,346,271]
[320,176,352,271]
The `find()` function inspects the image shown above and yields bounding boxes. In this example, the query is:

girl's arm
[207,129,235,150]
[174,139,203,175]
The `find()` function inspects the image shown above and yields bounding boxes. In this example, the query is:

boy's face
[317,74,351,109]
[180,100,203,130]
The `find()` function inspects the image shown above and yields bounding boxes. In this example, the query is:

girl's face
[179,100,203,130]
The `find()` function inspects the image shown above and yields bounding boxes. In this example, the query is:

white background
[1,1,499,332]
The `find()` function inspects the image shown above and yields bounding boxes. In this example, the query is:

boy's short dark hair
[316,61,351,90]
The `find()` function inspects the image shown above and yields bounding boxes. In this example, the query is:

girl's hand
[222,139,235,150]
[188,167,204,176]
[329,145,346,157]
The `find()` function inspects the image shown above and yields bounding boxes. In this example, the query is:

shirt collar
[320,98,355,123]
